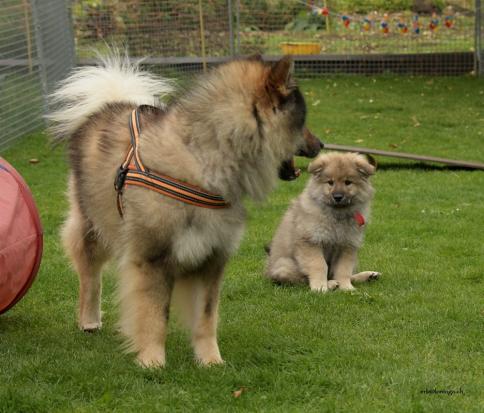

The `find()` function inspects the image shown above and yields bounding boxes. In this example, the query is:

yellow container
[280,42,321,55]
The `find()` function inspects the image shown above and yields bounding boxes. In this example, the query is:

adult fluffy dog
[265,152,380,292]
[49,54,308,367]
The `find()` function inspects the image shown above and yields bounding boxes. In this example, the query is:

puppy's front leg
[295,242,336,292]
[333,248,358,291]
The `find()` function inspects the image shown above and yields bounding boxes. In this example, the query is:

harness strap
[115,107,230,217]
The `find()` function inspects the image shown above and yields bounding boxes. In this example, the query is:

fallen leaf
[232,387,248,398]
[29,158,39,164]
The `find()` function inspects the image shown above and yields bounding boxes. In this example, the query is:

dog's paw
[196,354,225,367]
[80,321,102,332]
[193,337,223,366]
[136,348,166,368]
[368,271,381,281]
[193,336,224,367]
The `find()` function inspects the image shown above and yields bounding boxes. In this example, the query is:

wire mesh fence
[478,0,483,73]
[73,0,477,75]
[0,1,482,151]
[0,0,74,151]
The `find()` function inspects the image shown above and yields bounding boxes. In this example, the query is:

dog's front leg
[295,242,336,292]
[187,260,225,366]
[118,258,174,368]
[333,248,358,291]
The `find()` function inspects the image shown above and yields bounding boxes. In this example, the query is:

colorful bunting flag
[342,15,351,28]
[297,1,456,36]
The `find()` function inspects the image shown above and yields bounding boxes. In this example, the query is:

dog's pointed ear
[267,55,294,95]
[356,155,376,178]
[308,156,326,177]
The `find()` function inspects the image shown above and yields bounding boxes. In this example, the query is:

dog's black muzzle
[297,139,324,159]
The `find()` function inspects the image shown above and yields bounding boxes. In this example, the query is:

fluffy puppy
[265,152,380,292]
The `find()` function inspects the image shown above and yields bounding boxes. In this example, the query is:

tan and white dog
[266,152,380,292]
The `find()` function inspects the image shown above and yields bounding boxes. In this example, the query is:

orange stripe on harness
[114,107,230,217]
[130,109,145,172]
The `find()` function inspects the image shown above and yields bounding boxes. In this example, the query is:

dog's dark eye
[327,180,334,186]
[345,180,352,186]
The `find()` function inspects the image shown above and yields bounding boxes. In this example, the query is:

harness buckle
[114,166,128,192]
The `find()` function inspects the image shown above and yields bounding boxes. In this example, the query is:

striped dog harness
[114,107,230,217]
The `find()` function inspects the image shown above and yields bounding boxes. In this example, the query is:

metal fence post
[228,0,235,57]
[476,0,482,75]
[30,0,49,116]
[235,0,240,56]
[65,0,77,68]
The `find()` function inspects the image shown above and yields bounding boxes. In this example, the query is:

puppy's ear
[267,55,295,95]
[356,156,376,178]
[308,156,326,177]
[364,153,377,170]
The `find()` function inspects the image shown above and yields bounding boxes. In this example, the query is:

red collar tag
[354,211,365,227]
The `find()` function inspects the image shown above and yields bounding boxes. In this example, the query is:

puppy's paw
[351,271,380,283]
[338,283,356,292]
[327,280,339,291]
[368,271,381,281]
[310,284,328,293]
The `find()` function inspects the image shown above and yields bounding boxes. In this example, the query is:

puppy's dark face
[308,152,376,208]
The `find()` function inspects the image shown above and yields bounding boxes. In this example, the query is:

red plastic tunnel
[0,157,43,314]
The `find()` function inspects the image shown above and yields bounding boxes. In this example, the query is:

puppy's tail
[47,50,174,142]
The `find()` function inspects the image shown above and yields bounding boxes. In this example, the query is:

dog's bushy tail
[47,50,174,142]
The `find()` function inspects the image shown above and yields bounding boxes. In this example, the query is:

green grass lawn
[1,76,483,412]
